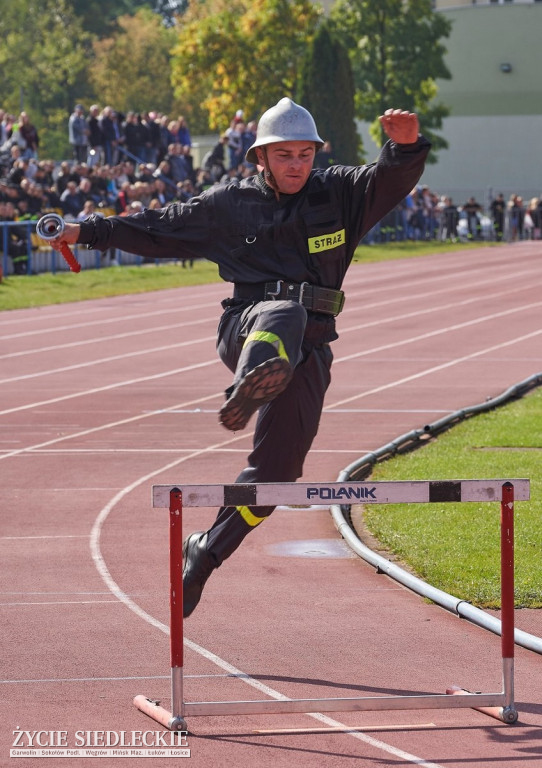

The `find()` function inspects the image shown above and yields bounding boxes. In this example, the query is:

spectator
[523,197,540,240]
[202,134,228,182]
[77,199,96,221]
[18,112,40,159]
[60,180,85,219]
[54,161,77,196]
[461,196,482,240]
[87,105,104,167]
[116,160,136,188]
[152,159,175,191]
[241,121,257,170]
[6,157,30,187]
[157,114,171,163]
[175,115,191,147]
[226,118,244,169]
[176,178,195,203]
[0,200,28,274]
[123,112,148,162]
[68,105,88,163]
[143,112,161,165]
[490,193,506,242]
[194,168,214,194]
[99,106,120,167]
[166,143,189,184]
[507,194,524,242]
[440,196,459,241]
[151,177,171,207]
[0,109,8,147]
[180,144,195,183]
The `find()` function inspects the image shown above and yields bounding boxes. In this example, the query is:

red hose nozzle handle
[36,213,81,273]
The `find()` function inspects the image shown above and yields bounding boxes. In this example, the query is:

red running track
[1,243,541,767]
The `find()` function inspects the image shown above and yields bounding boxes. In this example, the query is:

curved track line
[90,448,444,768]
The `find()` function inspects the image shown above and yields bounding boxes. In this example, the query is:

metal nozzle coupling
[36,213,65,241]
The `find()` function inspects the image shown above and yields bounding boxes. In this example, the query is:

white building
[358,0,542,207]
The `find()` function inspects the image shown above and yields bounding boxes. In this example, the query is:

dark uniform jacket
[79,136,430,293]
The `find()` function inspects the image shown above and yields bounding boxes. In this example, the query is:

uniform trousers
[206,298,335,566]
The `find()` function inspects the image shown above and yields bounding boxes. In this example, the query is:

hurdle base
[133,695,187,731]
[446,686,518,724]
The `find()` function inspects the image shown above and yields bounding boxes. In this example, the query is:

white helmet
[246,97,324,164]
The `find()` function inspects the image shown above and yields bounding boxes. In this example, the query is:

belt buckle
[266,280,283,299]
[298,281,309,306]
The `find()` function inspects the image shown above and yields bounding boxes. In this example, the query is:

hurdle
[134,479,529,730]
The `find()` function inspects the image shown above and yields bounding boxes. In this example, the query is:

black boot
[219,356,292,432]
[182,532,216,617]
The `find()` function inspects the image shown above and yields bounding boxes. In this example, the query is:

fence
[1,206,535,277]
[0,218,185,277]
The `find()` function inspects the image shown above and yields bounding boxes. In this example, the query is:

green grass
[0,240,496,311]
[365,388,542,608]
[352,239,497,264]
[0,260,222,311]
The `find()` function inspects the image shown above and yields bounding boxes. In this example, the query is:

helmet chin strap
[260,146,280,201]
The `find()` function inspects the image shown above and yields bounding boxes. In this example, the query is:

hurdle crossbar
[134,479,529,730]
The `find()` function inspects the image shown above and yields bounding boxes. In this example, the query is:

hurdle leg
[134,487,188,731]
[446,482,518,723]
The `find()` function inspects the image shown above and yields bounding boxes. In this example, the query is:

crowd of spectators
[369,187,542,245]
[1,105,541,274]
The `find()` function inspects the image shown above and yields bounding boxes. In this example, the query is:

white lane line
[0,284,222,329]
[0,335,216,384]
[339,284,540,336]
[327,326,542,410]
[0,282,527,384]
[0,390,221,462]
[337,299,542,358]
[1,600,123,606]
[2,311,541,467]
[0,300,219,341]
[3,297,541,421]
[0,317,217,361]
[0,358,221,419]
[343,264,539,316]
[0,535,89,540]
[2,264,536,361]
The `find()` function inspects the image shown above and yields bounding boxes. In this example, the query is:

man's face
[257,140,315,195]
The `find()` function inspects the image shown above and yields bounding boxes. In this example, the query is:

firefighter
[50,98,430,617]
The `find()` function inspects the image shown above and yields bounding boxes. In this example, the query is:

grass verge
[0,260,221,311]
[364,387,542,608]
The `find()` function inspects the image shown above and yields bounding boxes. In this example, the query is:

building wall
[358,2,542,205]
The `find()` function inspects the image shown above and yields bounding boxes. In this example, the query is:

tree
[170,0,322,132]
[0,0,94,158]
[90,8,177,115]
[68,0,187,34]
[298,23,363,165]
[330,0,452,161]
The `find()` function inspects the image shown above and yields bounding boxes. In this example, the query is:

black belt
[233,280,345,316]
